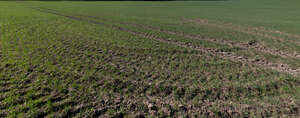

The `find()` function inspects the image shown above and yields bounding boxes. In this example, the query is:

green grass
[0,0,300,117]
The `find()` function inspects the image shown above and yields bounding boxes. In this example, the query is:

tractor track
[186,19,300,44]
[27,6,300,76]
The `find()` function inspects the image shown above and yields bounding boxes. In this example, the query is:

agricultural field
[1,0,300,117]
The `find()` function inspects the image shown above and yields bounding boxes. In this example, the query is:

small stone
[148,104,158,111]
[148,104,153,108]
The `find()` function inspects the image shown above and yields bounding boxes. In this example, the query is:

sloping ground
[28,6,300,76]
[0,1,300,117]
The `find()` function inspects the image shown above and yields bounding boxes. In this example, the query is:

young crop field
[1,0,300,117]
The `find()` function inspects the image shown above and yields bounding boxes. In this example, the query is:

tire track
[28,7,300,76]
[186,18,300,42]
[185,19,300,55]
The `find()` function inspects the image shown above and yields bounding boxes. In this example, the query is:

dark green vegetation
[1,0,300,117]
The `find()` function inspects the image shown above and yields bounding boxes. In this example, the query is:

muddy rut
[27,6,300,76]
